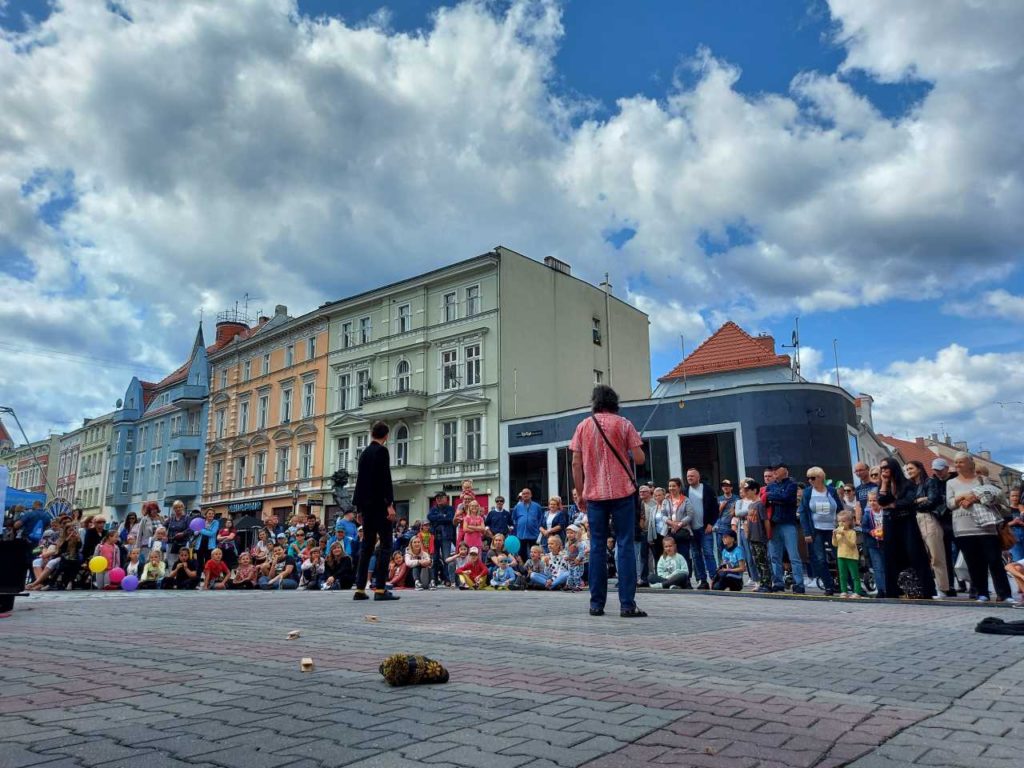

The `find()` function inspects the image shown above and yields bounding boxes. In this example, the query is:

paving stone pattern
[1,590,1022,768]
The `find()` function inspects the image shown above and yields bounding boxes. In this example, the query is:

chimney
[944,434,952,446]
[930,433,939,442]
[954,441,968,451]
[978,450,991,460]
[856,393,874,430]
[543,256,571,276]
[275,304,288,317]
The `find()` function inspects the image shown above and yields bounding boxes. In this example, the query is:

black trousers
[356,515,392,591]
[956,534,1011,600]
[883,513,935,598]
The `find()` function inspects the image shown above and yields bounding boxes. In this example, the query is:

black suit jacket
[352,441,394,517]
[684,482,719,529]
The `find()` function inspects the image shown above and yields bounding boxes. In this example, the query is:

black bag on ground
[975,617,1024,635]
[897,568,923,599]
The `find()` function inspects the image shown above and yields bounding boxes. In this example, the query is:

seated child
[1006,557,1024,607]
[139,550,168,589]
[26,547,60,590]
[650,536,690,589]
[529,536,570,590]
[201,548,230,590]
[525,545,547,588]
[456,547,489,589]
[447,543,470,589]
[490,555,518,590]
[713,531,745,591]
[565,540,585,591]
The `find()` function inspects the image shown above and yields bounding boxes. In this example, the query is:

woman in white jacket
[405,536,433,590]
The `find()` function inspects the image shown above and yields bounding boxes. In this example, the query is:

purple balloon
[121,575,139,591]
[189,517,204,532]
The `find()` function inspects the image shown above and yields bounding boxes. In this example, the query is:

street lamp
[291,484,300,520]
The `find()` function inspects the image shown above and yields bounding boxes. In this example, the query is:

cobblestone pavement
[1,590,1022,768]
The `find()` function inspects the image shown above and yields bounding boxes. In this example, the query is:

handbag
[997,523,1016,552]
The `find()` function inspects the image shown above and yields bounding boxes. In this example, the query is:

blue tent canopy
[4,487,48,511]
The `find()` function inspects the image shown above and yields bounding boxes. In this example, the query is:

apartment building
[202,305,330,523]
[322,246,650,522]
[74,413,115,516]
[55,430,82,509]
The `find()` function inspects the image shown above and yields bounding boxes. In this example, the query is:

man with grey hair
[636,485,654,585]
[926,457,957,596]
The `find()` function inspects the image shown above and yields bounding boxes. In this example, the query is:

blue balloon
[505,535,521,555]
[189,517,204,533]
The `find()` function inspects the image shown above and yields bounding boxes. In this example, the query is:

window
[465,417,481,461]
[215,409,226,439]
[281,388,293,423]
[219,369,228,390]
[337,373,351,411]
[234,456,247,489]
[442,420,458,464]
[254,451,267,486]
[307,336,316,360]
[257,395,269,429]
[138,425,147,450]
[262,353,271,375]
[243,359,251,382]
[212,461,223,490]
[285,344,294,367]
[114,430,122,454]
[594,369,603,384]
[359,316,371,344]
[355,434,367,462]
[443,291,458,322]
[341,321,353,349]
[442,349,459,391]
[336,437,350,471]
[396,360,411,393]
[465,344,481,386]
[170,414,182,436]
[465,285,480,317]
[238,400,249,434]
[276,447,290,482]
[134,453,144,490]
[154,422,163,447]
[166,457,178,484]
[150,457,159,490]
[302,381,315,418]
[593,317,602,345]
[394,425,409,467]
[356,369,370,406]
[125,430,134,454]
[299,443,313,479]
[398,303,411,333]
[121,468,129,493]
[184,456,197,481]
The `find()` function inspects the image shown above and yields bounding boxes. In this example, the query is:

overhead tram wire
[0,341,170,377]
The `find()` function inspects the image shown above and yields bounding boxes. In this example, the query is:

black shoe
[589,608,604,616]
[373,591,400,601]
[353,590,369,600]
[792,585,806,595]
[825,589,835,596]
[620,607,648,618]
[697,581,710,590]
[944,589,957,598]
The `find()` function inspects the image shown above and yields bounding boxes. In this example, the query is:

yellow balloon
[89,555,109,574]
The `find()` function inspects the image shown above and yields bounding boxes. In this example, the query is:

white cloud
[0,0,1021,465]
[625,291,707,351]
[948,290,1024,321]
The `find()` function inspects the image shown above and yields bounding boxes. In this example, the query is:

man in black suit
[352,421,399,601]
[683,468,719,590]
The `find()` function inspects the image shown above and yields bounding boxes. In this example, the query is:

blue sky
[1,0,1022,463]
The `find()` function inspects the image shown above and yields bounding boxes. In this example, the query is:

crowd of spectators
[5,454,1024,604]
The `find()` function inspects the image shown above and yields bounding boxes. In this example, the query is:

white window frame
[396,360,411,393]
[276,447,290,483]
[394,425,409,467]
[243,359,251,382]
[356,369,370,406]
[238,400,250,435]
[307,336,316,360]
[258,395,269,429]
[121,468,129,493]
[398,303,411,334]
[593,317,602,345]
[442,420,458,464]
[212,460,223,491]
[442,348,459,391]
[443,291,458,323]
[254,451,267,486]
[355,434,367,463]
[465,417,481,461]
[234,456,247,489]
[281,388,293,423]
[285,344,294,368]
[465,344,481,386]
[299,442,313,480]
[359,316,372,345]
[341,321,353,349]
[302,381,315,419]
[262,353,271,375]
[465,284,480,317]
[336,437,350,472]
[338,373,351,411]
[215,409,226,439]
[219,369,228,390]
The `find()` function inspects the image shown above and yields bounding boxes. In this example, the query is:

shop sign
[228,500,263,514]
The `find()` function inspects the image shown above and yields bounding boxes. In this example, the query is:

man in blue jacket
[427,491,456,586]
[484,496,514,541]
[513,488,544,561]
[764,464,806,594]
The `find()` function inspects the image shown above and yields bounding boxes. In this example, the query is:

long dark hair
[906,460,928,488]
[879,456,906,496]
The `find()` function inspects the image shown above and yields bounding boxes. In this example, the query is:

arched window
[394,425,409,467]
[396,360,411,393]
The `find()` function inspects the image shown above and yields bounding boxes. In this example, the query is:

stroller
[815,539,876,594]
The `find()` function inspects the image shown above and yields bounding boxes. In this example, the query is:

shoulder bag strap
[590,414,639,493]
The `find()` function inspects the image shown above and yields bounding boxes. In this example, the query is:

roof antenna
[781,316,800,381]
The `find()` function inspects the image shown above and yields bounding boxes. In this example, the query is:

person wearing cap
[352,421,398,602]
[428,491,457,587]
[455,546,488,589]
[484,496,514,542]
[925,457,957,596]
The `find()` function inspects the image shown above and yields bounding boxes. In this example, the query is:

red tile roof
[877,435,942,469]
[0,419,12,444]
[658,321,791,381]
[154,321,258,390]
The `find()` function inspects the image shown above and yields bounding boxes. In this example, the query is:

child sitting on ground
[201,548,230,590]
[530,536,570,590]
[565,540,585,591]
[138,549,167,589]
[713,531,746,591]
[1004,557,1024,607]
[651,535,691,589]
[525,545,547,588]
[490,555,518,589]
[833,510,866,598]
[456,547,489,589]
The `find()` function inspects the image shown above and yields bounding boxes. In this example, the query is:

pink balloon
[109,567,126,585]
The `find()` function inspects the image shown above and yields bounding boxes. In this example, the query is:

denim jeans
[1011,525,1024,562]
[634,540,649,583]
[738,529,759,582]
[587,496,637,612]
[808,528,836,591]
[529,571,570,590]
[257,576,298,590]
[689,529,716,584]
[768,523,805,589]
[863,537,886,597]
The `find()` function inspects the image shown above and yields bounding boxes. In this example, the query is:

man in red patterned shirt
[570,385,647,618]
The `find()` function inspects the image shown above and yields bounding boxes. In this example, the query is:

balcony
[165,479,200,499]
[390,464,426,485]
[172,384,207,406]
[169,429,203,454]
[360,389,428,420]
[430,460,489,479]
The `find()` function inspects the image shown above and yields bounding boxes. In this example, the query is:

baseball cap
[567,524,580,532]
[469,546,480,554]
[931,458,949,471]
[721,479,732,486]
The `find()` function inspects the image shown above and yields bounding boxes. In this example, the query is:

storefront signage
[307,495,324,506]
[516,430,543,438]
[228,500,263,514]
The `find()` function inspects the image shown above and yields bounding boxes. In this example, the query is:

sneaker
[792,585,806,595]
[1002,597,1016,604]
[373,590,400,601]
[669,585,680,590]
[755,586,772,593]
[976,595,989,603]
[697,581,710,590]
[353,590,369,601]
[850,593,863,599]
[1012,601,1024,609]
[414,584,423,591]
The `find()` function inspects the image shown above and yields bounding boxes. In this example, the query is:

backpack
[27,516,47,545]
[897,568,924,599]
[975,617,1024,636]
